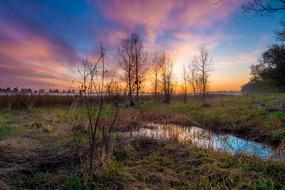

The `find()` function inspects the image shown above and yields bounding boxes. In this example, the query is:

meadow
[0,94,285,189]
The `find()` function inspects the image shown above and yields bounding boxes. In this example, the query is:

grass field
[0,94,284,189]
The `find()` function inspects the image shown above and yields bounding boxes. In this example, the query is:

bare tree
[118,34,135,106]
[243,0,285,41]
[150,54,162,100]
[188,60,198,95]
[118,32,147,106]
[193,45,213,101]
[159,51,174,104]
[132,32,148,102]
[182,64,188,103]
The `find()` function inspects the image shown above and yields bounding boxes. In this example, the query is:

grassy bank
[127,94,285,146]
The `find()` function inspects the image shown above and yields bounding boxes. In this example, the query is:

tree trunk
[163,93,171,104]
[128,57,134,107]
[128,93,134,106]
[154,73,158,101]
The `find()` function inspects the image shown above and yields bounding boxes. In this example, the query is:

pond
[123,123,284,161]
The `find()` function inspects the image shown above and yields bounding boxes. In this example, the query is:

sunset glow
[0,0,283,91]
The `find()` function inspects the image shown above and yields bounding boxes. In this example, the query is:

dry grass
[0,135,87,189]
[111,137,285,190]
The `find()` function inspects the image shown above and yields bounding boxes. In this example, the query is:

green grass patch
[13,171,48,189]
[65,176,90,190]
[56,139,66,149]
[0,110,7,117]
[0,126,24,138]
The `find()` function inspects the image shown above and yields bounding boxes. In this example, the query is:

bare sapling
[75,43,120,177]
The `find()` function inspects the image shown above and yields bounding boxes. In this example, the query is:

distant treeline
[0,88,75,94]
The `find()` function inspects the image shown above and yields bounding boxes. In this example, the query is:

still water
[124,123,284,161]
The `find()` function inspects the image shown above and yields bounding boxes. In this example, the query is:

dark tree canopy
[242,44,285,93]
[256,44,285,86]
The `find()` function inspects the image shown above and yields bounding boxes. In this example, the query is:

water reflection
[124,123,284,161]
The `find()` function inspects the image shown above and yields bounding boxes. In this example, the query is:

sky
[0,0,284,91]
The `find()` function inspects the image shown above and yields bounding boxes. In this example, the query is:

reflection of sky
[0,0,284,90]
[214,135,271,159]
[128,123,276,160]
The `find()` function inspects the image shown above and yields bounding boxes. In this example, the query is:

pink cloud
[96,0,244,42]
[97,0,175,31]
[172,0,244,28]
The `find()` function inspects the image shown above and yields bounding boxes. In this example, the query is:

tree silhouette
[118,32,147,106]
[159,51,174,104]
[193,45,213,101]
